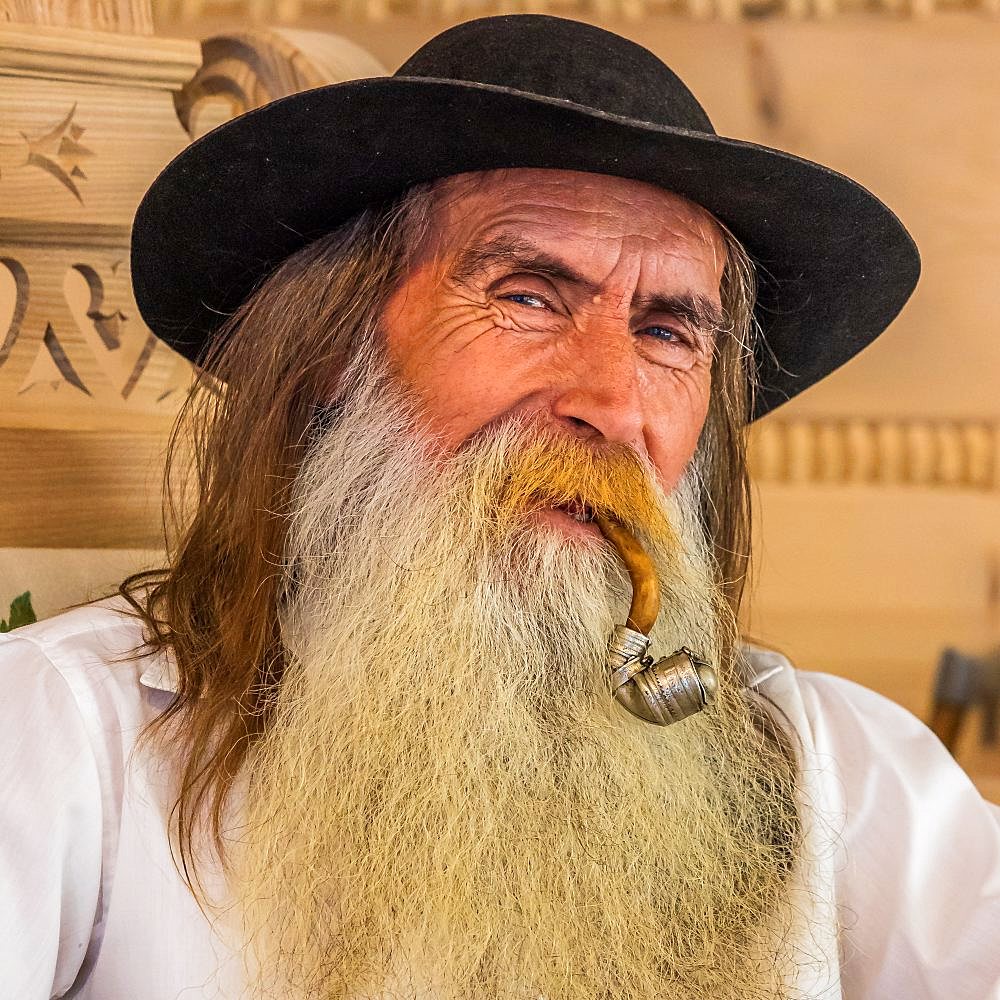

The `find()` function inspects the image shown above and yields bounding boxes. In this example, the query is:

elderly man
[3,14,998,1000]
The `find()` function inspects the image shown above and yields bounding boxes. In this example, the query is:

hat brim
[131,75,920,420]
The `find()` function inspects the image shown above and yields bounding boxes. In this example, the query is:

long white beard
[232,338,800,999]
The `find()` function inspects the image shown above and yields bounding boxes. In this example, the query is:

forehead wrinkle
[450,229,601,296]
[451,225,723,332]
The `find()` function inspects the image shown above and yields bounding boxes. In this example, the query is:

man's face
[382,167,727,540]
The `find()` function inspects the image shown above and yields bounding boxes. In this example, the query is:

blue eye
[644,326,684,343]
[503,293,548,309]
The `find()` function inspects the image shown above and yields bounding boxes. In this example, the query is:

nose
[549,327,646,449]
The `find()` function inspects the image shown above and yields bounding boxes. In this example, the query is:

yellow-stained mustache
[472,422,676,547]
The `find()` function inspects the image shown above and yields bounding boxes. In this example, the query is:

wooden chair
[929,646,1000,754]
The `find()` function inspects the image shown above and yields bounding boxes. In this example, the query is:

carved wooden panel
[0,26,201,435]
[152,0,1000,24]
[0,26,196,546]
[0,250,192,422]
[0,23,387,546]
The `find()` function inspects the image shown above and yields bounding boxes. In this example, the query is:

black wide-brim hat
[131,14,920,420]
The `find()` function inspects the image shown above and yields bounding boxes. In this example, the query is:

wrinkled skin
[383,168,728,535]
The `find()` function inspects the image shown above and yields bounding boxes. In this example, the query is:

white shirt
[2,597,999,1000]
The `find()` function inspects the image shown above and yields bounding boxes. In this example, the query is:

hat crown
[395,15,716,136]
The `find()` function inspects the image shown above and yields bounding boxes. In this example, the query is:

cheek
[646,369,713,493]
[383,290,537,449]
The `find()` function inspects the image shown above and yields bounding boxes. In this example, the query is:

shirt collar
[741,643,791,689]
[139,655,180,694]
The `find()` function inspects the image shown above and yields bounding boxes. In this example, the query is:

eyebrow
[450,232,726,335]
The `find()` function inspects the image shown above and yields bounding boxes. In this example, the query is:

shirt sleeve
[798,671,1000,1000]
[0,633,106,999]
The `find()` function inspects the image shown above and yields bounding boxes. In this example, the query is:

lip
[530,505,602,539]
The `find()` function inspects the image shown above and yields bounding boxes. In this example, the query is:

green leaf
[0,592,37,632]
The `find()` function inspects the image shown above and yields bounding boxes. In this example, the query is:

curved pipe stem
[593,513,659,636]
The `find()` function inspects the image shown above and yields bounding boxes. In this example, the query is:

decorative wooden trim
[0,0,153,35]
[0,221,134,249]
[0,25,200,89]
[174,26,385,138]
[749,418,1000,491]
[150,0,1000,23]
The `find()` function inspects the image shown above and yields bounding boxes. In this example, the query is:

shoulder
[778,665,997,837]
[1,593,150,673]
[793,667,939,747]
[1,598,183,997]
[0,596,177,826]
[743,645,973,782]
[745,646,1000,998]
[0,595,174,734]
[746,648,997,839]
[0,594,174,843]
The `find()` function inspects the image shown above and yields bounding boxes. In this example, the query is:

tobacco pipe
[594,512,717,726]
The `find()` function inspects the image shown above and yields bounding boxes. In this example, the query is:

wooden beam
[0,426,172,547]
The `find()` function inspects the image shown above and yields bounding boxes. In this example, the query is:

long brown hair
[119,179,770,898]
